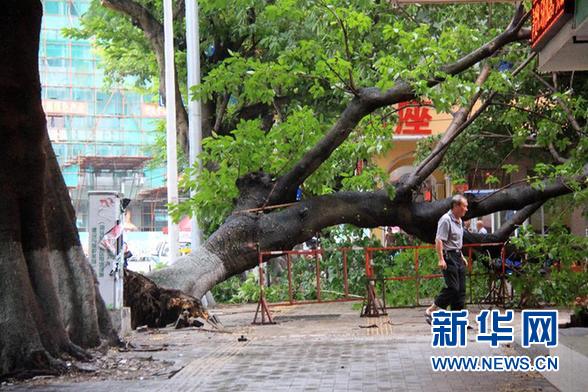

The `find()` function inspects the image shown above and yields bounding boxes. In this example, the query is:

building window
[48,115,65,129]
[44,1,61,15]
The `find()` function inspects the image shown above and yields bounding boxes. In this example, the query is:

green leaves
[192,56,297,105]
[75,0,588,241]
[175,108,329,233]
[501,164,519,175]
[509,224,588,307]
[484,174,500,186]
[64,1,159,91]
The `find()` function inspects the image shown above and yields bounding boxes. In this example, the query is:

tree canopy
[69,0,587,238]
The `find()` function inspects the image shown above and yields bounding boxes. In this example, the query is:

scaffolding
[137,187,168,232]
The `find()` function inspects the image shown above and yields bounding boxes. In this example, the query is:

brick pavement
[3,303,560,391]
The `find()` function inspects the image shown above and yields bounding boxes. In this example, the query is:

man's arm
[435,217,449,270]
[436,239,447,270]
[461,253,468,267]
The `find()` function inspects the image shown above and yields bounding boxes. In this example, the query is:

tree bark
[0,1,116,379]
[146,169,583,300]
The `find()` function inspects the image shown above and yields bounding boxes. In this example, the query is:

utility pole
[186,0,202,249]
[163,0,179,263]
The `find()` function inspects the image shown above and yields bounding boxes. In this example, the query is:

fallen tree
[138,4,586,299]
[3,2,586,379]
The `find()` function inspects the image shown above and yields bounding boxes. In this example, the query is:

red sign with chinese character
[394,101,432,135]
[531,0,574,50]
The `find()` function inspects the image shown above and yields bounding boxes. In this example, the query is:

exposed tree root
[123,269,210,329]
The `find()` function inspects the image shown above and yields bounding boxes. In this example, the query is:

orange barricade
[253,243,509,324]
[252,247,365,324]
[362,243,507,317]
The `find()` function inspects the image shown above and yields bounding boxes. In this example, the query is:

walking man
[425,194,469,324]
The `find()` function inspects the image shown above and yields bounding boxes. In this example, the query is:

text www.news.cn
[430,355,559,372]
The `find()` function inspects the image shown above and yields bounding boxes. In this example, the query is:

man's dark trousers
[435,250,466,310]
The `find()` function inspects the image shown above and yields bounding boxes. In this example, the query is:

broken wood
[123,269,210,329]
[174,310,204,329]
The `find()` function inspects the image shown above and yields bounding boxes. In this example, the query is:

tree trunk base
[0,348,74,382]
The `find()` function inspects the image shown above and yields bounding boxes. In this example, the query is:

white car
[152,241,191,265]
[126,255,158,273]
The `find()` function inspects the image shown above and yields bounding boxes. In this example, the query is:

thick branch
[398,52,536,196]
[398,64,492,196]
[272,4,530,204]
[487,201,543,240]
[270,98,370,203]
[196,165,585,297]
[463,200,544,245]
[259,170,582,250]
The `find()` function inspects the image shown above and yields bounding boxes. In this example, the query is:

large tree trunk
[147,174,575,300]
[0,1,116,379]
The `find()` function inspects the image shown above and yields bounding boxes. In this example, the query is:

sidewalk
[3,302,563,391]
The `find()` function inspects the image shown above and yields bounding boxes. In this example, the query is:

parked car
[152,241,192,265]
[126,255,158,273]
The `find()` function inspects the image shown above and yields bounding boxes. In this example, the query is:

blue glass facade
[40,0,167,231]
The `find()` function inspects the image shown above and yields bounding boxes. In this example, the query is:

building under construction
[39,0,169,232]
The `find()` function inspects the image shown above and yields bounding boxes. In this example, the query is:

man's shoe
[424,311,432,325]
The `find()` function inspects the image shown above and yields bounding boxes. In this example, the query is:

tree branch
[101,0,163,88]
[324,60,356,93]
[464,200,544,244]
[492,102,565,126]
[258,167,584,250]
[492,201,544,240]
[213,93,230,132]
[173,0,186,24]
[397,64,492,196]
[548,142,569,164]
[532,71,583,135]
[318,0,358,94]
[270,4,530,205]
[398,52,536,197]
[476,176,542,204]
